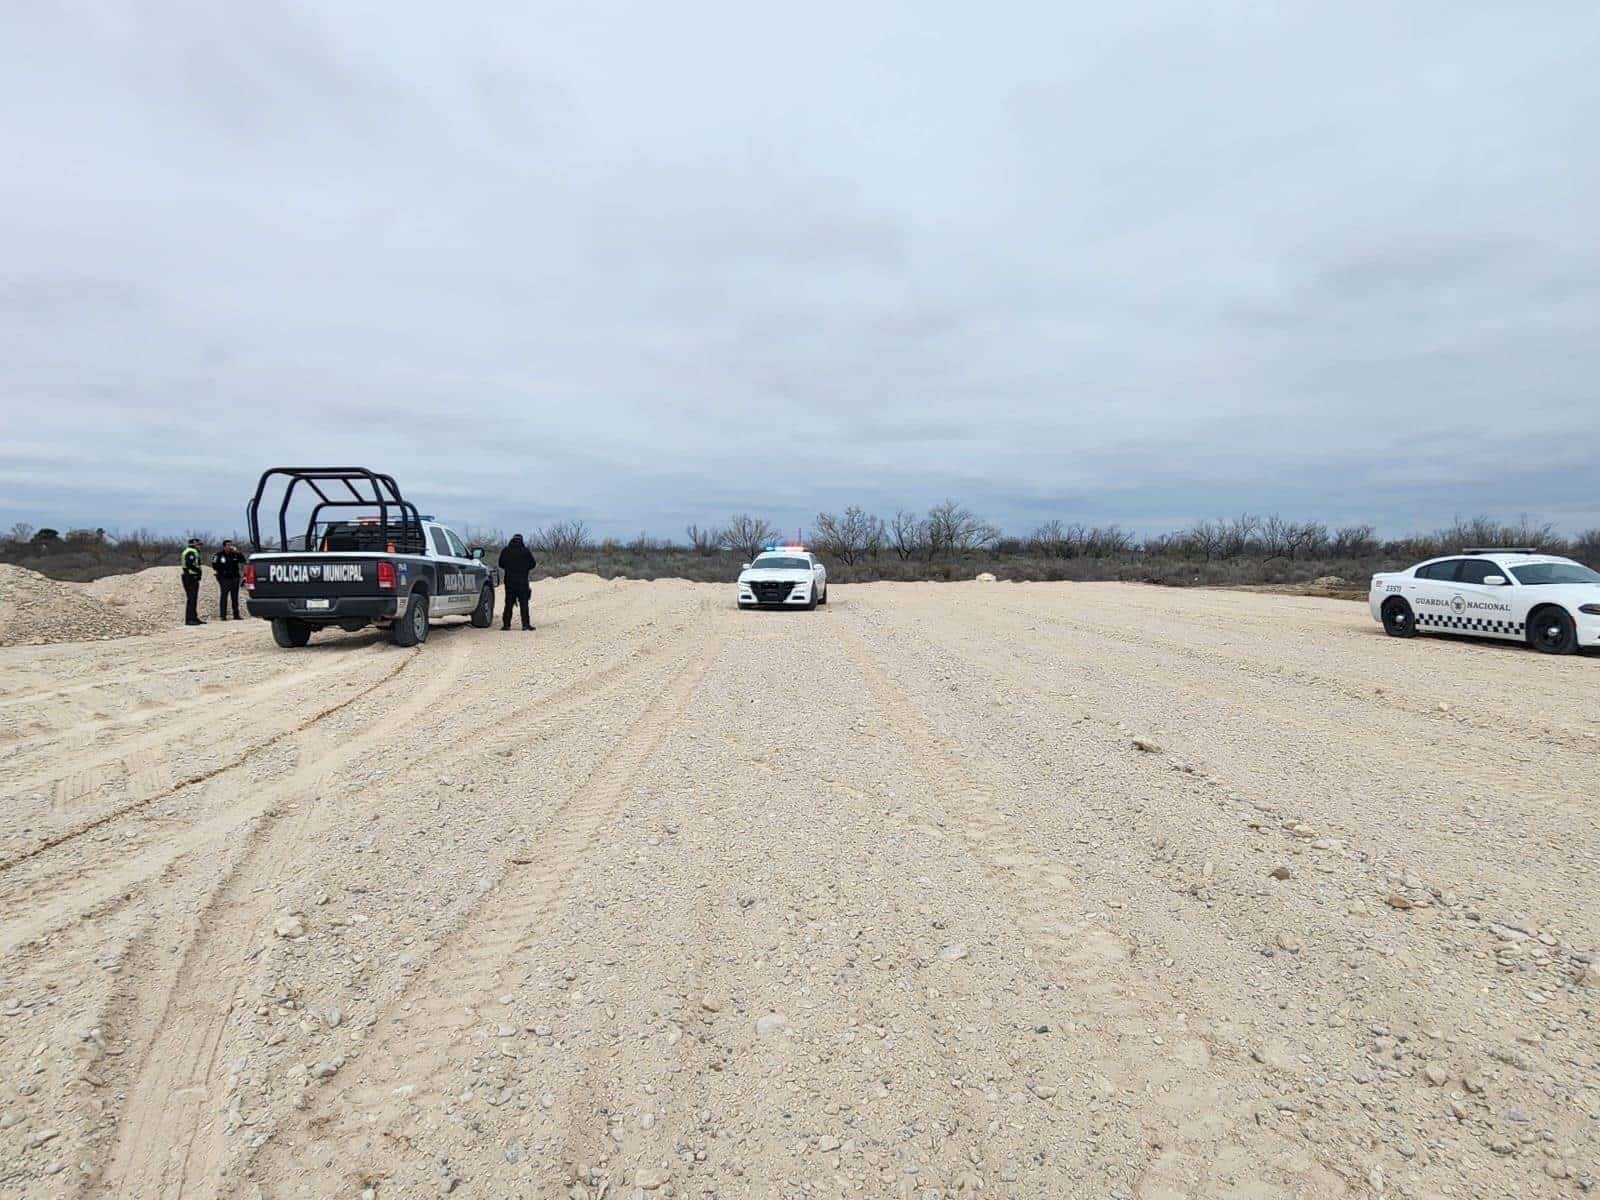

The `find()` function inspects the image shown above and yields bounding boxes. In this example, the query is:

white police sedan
[1370,549,1600,654]
[737,547,828,611]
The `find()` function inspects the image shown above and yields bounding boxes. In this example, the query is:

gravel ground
[0,565,161,647]
[0,579,1595,1199]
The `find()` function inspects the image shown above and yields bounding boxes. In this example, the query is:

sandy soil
[0,579,1595,1199]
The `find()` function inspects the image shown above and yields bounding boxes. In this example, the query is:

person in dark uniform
[497,534,536,631]
[180,537,206,625]
[213,538,246,619]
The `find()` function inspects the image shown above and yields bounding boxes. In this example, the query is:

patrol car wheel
[470,585,495,628]
[1529,606,1577,655]
[271,618,312,648]
[818,584,828,606]
[803,589,817,611]
[1380,597,1416,639]
[392,591,430,647]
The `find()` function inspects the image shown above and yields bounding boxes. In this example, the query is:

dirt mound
[82,566,187,627]
[0,564,162,646]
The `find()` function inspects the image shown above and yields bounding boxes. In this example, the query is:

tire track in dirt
[888,592,1597,827]
[97,635,478,1200]
[834,625,1351,1200]
[252,632,725,1198]
[972,592,1597,751]
[2,603,708,957]
[1,649,395,800]
[0,650,419,876]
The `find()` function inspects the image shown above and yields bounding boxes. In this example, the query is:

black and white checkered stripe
[1415,611,1524,635]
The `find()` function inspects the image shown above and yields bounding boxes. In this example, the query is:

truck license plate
[305,599,331,610]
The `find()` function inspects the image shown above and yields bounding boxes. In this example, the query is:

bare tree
[1573,528,1600,568]
[889,510,927,560]
[1029,519,1068,557]
[533,519,591,557]
[458,525,505,553]
[1329,523,1378,558]
[1285,520,1327,560]
[1219,513,1261,559]
[1184,519,1224,562]
[8,522,36,544]
[720,513,777,560]
[1082,524,1135,556]
[1258,514,1292,559]
[925,499,998,559]
[1501,513,1559,549]
[685,523,722,556]
[812,506,885,565]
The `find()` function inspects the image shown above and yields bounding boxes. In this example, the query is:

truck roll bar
[245,467,424,553]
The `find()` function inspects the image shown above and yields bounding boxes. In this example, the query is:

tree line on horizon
[472,505,1600,568]
[6,505,1593,588]
[7,506,1597,578]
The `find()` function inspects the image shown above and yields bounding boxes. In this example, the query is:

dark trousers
[182,574,201,622]
[502,585,531,629]
[218,579,241,618]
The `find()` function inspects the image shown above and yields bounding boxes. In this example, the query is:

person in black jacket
[212,539,247,620]
[497,534,536,631]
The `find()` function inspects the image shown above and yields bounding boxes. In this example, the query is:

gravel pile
[82,566,192,627]
[0,563,162,646]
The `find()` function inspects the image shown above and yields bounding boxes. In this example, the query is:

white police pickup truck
[1370,548,1600,655]
[243,467,499,648]
[737,546,829,610]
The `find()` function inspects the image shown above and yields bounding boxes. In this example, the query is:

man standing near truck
[497,533,536,631]
[180,537,205,625]
[212,538,246,620]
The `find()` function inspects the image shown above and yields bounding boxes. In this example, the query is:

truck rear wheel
[392,591,430,646]
[271,618,312,648]
[470,585,495,628]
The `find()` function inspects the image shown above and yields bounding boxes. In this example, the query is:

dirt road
[1,579,1594,1198]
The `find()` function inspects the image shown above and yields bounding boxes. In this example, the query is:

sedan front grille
[750,581,795,603]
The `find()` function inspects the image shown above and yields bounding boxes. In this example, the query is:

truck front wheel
[271,618,313,648]
[392,591,430,646]
[470,585,495,628]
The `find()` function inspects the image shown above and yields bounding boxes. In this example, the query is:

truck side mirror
[741,562,751,571]
[471,547,484,560]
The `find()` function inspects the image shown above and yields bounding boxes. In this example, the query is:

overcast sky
[2,1,1597,541]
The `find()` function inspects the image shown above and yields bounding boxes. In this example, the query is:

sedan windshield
[749,557,810,571]
[1509,562,1600,585]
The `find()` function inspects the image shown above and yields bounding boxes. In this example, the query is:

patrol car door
[1410,558,1465,635]
[442,526,483,612]
[1453,558,1520,639]
[427,526,471,613]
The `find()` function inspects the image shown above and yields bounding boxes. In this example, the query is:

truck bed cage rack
[246,467,426,554]
[1460,547,1540,555]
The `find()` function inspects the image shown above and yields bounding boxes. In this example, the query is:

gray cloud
[2,0,1598,541]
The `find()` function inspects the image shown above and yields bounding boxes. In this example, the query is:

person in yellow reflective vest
[180,538,206,625]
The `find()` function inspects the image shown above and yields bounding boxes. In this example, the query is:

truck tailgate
[251,556,381,597]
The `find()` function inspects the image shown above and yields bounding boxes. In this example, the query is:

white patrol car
[1370,548,1600,655]
[737,546,828,611]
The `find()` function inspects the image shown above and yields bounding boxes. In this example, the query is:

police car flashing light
[1370,550,1600,655]
[738,548,829,611]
